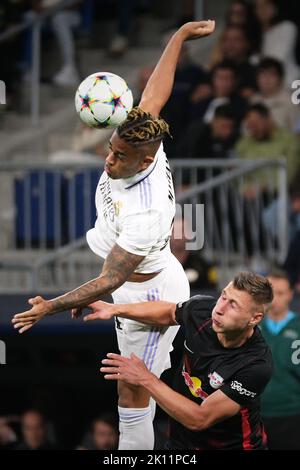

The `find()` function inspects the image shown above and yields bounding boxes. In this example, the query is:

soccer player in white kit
[12,20,216,450]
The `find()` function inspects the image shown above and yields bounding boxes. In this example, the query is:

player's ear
[249,311,264,326]
[140,155,155,170]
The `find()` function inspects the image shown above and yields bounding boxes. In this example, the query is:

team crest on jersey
[283,329,298,340]
[113,200,123,216]
[208,371,224,389]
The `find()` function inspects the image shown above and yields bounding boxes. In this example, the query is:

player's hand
[11,295,52,333]
[100,353,150,385]
[178,20,215,41]
[83,300,116,322]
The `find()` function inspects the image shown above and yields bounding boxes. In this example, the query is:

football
[75,72,133,128]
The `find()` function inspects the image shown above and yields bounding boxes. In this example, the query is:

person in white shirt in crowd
[24,0,82,86]
[254,0,300,86]
[251,57,300,132]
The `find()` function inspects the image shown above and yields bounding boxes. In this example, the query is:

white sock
[118,405,154,450]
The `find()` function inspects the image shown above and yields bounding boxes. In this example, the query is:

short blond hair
[233,272,273,310]
[117,107,170,147]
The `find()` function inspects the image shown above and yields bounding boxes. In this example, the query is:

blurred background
[1,0,300,450]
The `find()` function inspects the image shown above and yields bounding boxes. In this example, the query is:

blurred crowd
[159,0,300,164]
[156,0,300,290]
[1,1,300,301]
[0,0,165,96]
[0,410,119,450]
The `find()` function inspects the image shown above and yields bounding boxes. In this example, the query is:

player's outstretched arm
[11,244,144,333]
[83,299,177,326]
[139,20,215,116]
[101,353,240,431]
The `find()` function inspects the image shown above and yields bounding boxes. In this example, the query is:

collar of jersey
[264,310,296,335]
[123,155,158,189]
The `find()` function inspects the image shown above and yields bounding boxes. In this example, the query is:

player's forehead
[223,282,252,305]
[110,131,140,158]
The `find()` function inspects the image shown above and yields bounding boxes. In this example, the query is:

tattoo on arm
[101,244,144,289]
[50,244,144,314]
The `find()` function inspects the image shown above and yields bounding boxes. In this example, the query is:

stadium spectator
[260,270,300,449]
[78,413,118,450]
[109,0,152,57]
[254,0,300,86]
[0,0,26,105]
[0,416,18,449]
[177,104,238,161]
[208,25,257,96]
[14,409,57,450]
[190,61,248,125]
[108,0,133,57]
[23,0,82,86]
[225,0,261,52]
[251,57,300,132]
[235,103,300,191]
[276,0,300,67]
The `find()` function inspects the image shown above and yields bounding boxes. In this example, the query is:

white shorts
[112,254,190,377]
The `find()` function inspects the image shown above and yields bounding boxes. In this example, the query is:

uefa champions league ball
[75,72,133,128]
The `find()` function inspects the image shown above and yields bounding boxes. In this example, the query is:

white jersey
[86,143,176,273]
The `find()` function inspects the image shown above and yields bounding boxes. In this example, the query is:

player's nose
[106,152,116,166]
[216,301,226,315]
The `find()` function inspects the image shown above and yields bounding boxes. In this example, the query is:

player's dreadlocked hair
[117,107,170,146]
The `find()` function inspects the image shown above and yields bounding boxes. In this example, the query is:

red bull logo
[182,371,208,400]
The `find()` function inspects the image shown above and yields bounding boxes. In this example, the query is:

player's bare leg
[117,381,153,450]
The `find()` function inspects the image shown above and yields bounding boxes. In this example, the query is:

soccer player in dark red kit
[90,272,273,450]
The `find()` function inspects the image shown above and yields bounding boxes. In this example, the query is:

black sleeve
[220,361,273,407]
[175,294,216,326]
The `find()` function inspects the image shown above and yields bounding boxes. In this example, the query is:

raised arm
[139,20,215,116]
[11,244,144,333]
[83,299,178,326]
